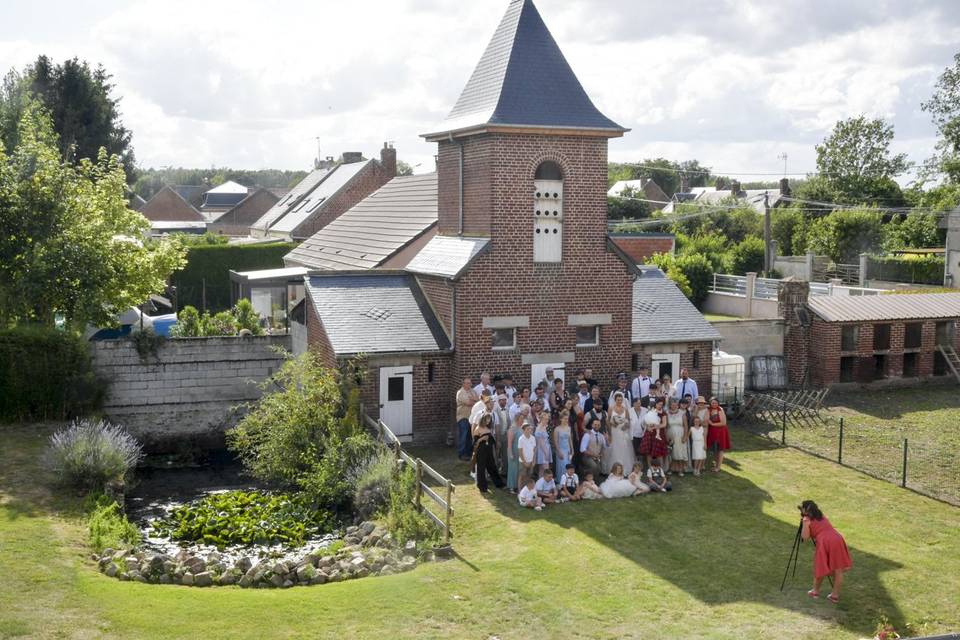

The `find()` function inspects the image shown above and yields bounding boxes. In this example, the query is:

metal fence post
[781,400,787,444]
[901,439,908,488]
[838,418,844,464]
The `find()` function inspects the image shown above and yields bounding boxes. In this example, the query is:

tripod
[780,519,803,591]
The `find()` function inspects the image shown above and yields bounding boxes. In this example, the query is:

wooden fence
[363,414,455,543]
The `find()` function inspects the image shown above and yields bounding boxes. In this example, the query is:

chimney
[778,279,811,387]
[341,151,363,164]
[779,177,791,197]
[380,142,397,177]
[730,180,741,197]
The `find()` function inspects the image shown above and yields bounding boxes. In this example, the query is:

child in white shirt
[517,423,537,487]
[558,463,580,501]
[535,469,559,504]
[518,478,543,510]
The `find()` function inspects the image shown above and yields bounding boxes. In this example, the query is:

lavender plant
[46,419,143,491]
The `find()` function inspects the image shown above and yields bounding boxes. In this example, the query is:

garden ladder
[938,345,960,384]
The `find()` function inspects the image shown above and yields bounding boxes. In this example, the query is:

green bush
[151,490,334,549]
[88,496,141,553]
[170,300,263,337]
[298,434,382,513]
[385,465,438,546]
[171,242,296,312]
[352,450,397,520]
[650,252,713,307]
[806,209,884,263]
[169,305,202,337]
[46,419,144,492]
[201,311,238,336]
[232,299,264,335]
[726,236,767,275]
[870,255,945,285]
[0,326,104,421]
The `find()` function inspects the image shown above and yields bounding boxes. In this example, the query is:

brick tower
[418,0,635,389]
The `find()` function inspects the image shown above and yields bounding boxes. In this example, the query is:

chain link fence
[738,401,960,507]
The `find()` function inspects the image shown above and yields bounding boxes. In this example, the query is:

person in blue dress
[534,412,553,478]
[553,408,573,474]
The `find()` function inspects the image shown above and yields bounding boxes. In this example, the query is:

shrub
[201,310,238,336]
[151,490,334,549]
[170,242,296,312]
[650,252,712,307]
[88,496,141,553]
[0,326,104,421]
[385,465,438,546]
[298,433,382,513]
[46,419,143,491]
[169,305,202,337]
[869,255,945,285]
[352,449,397,520]
[232,298,264,335]
[806,209,884,263]
[726,236,767,275]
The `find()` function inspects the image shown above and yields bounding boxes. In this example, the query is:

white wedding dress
[600,473,638,499]
[603,408,636,474]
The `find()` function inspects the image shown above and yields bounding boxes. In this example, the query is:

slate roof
[808,293,960,323]
[139,186,204,222]
[285,173,438,271]
[252,168,333,232]
[631,275,722,344]
[305,274,450,355]
[422,0,626,139]
[268,160,371,235]
[661,188,784,214]
[406,235,490,279]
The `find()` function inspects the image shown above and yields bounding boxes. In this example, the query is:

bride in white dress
[603,392,636,474]
[601,463,642,498]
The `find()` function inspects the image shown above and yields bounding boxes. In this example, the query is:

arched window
[533,161,563,263]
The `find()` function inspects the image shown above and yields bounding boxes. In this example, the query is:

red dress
[706,409,731,450]
[808,516,853,578]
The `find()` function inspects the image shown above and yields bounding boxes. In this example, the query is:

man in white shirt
[502,374,517,404]
[539,367,557,395]
[578,420,607,481]
[491,394,511,473]
[576,380,590,409]
[509,387,530,423]
[473,372,495,398]
[673,368,698,403]
[631,366,652,402]
[455,378,478,461]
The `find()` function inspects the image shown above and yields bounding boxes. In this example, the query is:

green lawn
[2,422,959,639]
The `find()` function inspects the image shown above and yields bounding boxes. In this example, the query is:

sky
[2,0,959,183]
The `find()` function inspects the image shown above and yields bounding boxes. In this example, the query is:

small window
[839,356,856,383]
[903,352,918,377]
[841,326,859,352]
[936,321,955,347]
[576,325,599,347]
[873,324,891,351]
[427,362,435,383]
[904,323,922,349]
[387,376,404,401]
[492,328,516,350]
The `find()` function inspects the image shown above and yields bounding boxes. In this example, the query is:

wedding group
[456,366,733,509]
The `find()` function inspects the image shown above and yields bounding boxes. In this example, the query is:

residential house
[208,188,284,237]
[661,179,791,214]
[607,178,669,209]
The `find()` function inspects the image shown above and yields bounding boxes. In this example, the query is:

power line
[614,162,816,177]
[609,193,950,216]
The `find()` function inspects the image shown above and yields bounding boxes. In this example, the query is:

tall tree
[0,56,136,183]
[814,116,909,205]
[921,52,960,183]
[0,102,184,327]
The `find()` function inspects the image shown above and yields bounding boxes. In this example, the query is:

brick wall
[90,336,290,452]
[416,275,454,336]
[305,298,338,368]
[292,156,396,240]
[631,341,714,399]
[609,234,675,264]
[438,132,635,393]
[779,280,811,387]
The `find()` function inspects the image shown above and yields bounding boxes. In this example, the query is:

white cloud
[1,0,957,181]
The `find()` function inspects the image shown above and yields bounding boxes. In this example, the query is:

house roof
[208,188,280,228]
[607,179,652,197]
[253,168,334,232]
[139,186,205,222]
[268,160,372,235]
[808,293,960,323]
[305,273,450,355]
[284,173,438,271]
[206,180,248,194]
[406,235,490,280]
[172,185,208,209]
[422,0,625,140]
[661,188,783,214]
[631,275,722,344]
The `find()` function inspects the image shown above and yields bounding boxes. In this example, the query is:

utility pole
[763,191,772,277]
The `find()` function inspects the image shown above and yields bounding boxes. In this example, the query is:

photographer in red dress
[800,500,852,603]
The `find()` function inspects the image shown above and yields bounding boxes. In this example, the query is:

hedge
[0,326,104,422]
[869,256,945,285]
[170,242,297,312]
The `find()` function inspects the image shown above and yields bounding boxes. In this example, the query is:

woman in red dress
[705,397,731,472]
[800,500,852,603]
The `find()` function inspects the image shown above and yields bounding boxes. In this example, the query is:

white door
[651,354,680,383]
[530,362,565,391]
[379,366,413,440]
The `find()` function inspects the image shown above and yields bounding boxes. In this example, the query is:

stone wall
[91,336,291,452]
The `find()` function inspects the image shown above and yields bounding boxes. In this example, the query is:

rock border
[94,521,433,588]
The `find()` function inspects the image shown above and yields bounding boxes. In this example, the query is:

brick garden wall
[90,336,290,452]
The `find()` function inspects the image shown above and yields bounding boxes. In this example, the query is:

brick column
[779,280,811,387]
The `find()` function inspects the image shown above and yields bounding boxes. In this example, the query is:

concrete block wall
[91,335,291,451]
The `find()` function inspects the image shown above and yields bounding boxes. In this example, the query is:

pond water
[126,453,339,566]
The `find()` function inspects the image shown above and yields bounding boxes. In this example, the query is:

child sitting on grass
[535,468,559,504]
[628,462,650,494]
[646,458,672,493]
[558,463,580,501]
[575,472,604,500]
[518,477,544,510]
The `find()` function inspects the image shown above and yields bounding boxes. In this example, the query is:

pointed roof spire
[422,0,627,140]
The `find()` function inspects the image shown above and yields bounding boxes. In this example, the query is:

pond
[125,452,339,567]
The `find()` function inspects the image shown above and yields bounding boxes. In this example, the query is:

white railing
[710,274,887,299]
[753,277,781,300]
[712,273,748,296]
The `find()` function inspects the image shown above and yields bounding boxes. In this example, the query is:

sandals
[807,590,820,599]
[827,593,839,604]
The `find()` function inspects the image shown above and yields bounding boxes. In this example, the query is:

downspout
[450,284,457,351]
[450,133,464,236]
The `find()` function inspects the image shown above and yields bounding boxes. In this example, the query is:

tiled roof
[632,276,722,344]
[252,168,333,232]
[139,186,204,222]
[808,293,960,323]
[268,161,371,235]
[406,235,489,279]
[422,0,625,139]
[285,173,438,271]
[305,274,450,355]
[662,188,783,214]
